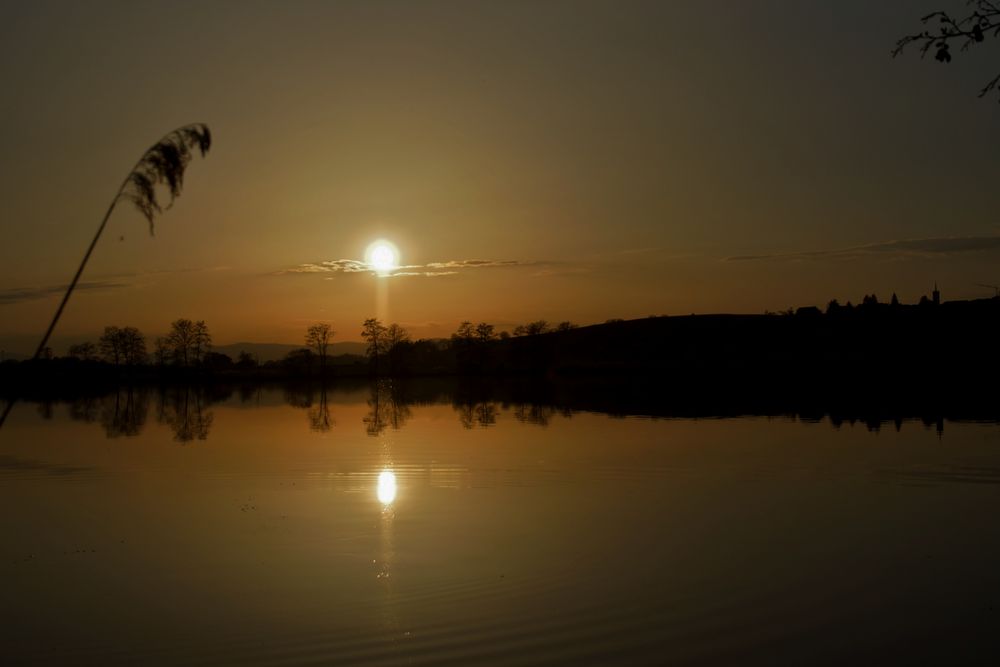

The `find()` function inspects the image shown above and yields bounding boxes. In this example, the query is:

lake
[3,380,1000,665]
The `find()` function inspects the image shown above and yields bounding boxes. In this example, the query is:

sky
[3,0,1000,353]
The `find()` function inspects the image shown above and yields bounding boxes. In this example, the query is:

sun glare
[377,470,397,505]
[366,240,399,274]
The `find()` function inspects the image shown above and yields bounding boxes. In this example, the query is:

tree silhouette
[525,320,550,335]
[384,323,411,373]
[305,323,334,370]
[99,327,125,366]
[361,318,388,369]
[99,326,146,366]
[475,322,496,343]
[164,319,211,366]
[153,337,172,366]
[0,124,211,428]
[454,321,475,341]
[385,323,410,349]
[236,351,258,369]
[894,2,1000,99]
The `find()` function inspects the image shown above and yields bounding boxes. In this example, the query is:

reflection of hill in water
[19,376,1000,441]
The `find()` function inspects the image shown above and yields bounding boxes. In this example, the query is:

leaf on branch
[935,43,952,62]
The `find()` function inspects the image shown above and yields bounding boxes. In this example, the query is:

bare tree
[121,327,147,366]
[384,323,411,372]
[361,318,388,368]
[305,323,334,369]
[99,326,146,366]
[165,318,212,367]
[894,2,1000,99]
[154,337,171,366]
[475,322,496,343]
[192,320,211,363]
[453,321,475,341]
[236,351,258,369]
[385,323,410,350]
[525,320,550,335]
[99,326,125,366]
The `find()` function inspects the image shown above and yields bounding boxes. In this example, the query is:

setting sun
[366,240,398,274]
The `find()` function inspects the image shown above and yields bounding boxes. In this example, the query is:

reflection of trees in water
[283,384,335,432]
[67,389,149,437]
[68,396,100,423]
[364,380,411,436]
[455,401,499,429]
[100,387,149,437]
[239,384,262,405]
[308,387,334,432]
[36,400,56,421]
[283,385,314,409]
[512,403,561,427]
[157,386,213,442]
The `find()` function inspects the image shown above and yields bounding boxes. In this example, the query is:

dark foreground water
[3,382,1000,665]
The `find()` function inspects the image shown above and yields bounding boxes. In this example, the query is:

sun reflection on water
[377,470,397,506]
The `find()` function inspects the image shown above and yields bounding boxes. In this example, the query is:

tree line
[287,318,580,375]
[65,319,216,368]
[22,315,579,376]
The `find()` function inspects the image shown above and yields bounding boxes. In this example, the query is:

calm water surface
[3,383,1000,665]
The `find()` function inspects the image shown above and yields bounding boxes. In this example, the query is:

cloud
[424,259,530,269]
[278,258,534,278]
[0,280,130,305]
[388,271,459,277]
[0,265,229,306]
[280,259,371,274]
[726,236,1000,262]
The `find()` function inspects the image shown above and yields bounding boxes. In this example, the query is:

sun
[365,240,399,274]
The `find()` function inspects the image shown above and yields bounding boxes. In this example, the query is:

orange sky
[3,1,1000,354]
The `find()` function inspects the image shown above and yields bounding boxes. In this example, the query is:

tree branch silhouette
[0,124,211,429]
[893,1,1000,99]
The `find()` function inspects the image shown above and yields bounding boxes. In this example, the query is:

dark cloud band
[0,280,129,305]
